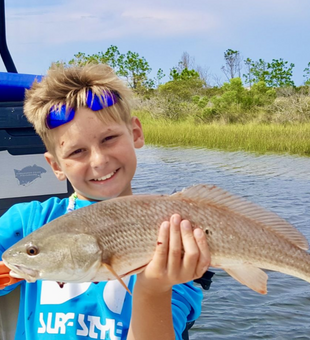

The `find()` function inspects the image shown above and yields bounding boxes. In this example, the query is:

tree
[243,57,295,87]
[155,68,166,87]
[117,50,152,90]
[67,47,120,67]
[243,58,253,88]
[159,68,205,100]
[62,45,154,92]
[207,77,276,119]
[173,52,211,87]
[244,58,269,85]
[267,59,295,87]
[303,62,310,85]
[174,52,196,73]
[196,65,211,88]
[170,68,200,81]
[221,49,242,81]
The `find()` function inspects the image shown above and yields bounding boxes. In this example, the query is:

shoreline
[135,112,310,157]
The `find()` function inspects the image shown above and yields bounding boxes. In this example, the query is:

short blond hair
[24,63,132,153]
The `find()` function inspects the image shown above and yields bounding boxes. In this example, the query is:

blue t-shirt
[0,197,203,340]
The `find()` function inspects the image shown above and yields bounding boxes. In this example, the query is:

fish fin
[102,264,132,295]
[174,184,308,250]
[121,264,147,277]
[222,265,268,295]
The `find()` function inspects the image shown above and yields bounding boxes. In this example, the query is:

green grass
[134,111,310,157]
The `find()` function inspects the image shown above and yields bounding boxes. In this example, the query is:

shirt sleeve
[0,197,68,259]
[0,203,34,295]
[171,281,203,340]
[0,197,71,296]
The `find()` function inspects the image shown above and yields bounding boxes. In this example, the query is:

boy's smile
[45,107,144,201]
[91,170,117,182]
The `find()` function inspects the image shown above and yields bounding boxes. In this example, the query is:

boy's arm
[127,214,210,340]
[0,204,28,295]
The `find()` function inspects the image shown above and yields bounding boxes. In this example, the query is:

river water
[132,145,310,340]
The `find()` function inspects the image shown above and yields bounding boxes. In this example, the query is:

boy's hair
[24,63,132,153]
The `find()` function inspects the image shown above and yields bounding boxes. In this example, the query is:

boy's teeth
[93,171,116,181]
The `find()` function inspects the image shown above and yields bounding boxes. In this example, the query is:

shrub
[268,94,310,123]
[158,77,205,100]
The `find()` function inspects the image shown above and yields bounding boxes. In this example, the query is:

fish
[2,184,310,295]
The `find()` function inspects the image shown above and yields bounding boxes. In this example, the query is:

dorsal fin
[172,184,309,250]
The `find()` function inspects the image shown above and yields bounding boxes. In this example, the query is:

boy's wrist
[134,275,173,297]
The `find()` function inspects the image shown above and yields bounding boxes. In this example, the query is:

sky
[1,0,310,86]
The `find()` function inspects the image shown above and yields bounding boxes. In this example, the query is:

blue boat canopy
[0,72,42,102]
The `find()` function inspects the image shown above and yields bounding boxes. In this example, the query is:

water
[132,145,310,340]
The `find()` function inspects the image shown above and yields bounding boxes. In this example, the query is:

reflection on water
[132,146,310,340]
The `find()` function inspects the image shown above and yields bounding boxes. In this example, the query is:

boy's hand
[135,214,211,295]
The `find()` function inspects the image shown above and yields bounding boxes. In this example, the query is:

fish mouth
[3,262,39,283]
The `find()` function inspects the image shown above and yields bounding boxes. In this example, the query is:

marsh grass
[135,110,310,157]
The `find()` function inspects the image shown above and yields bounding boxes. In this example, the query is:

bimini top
[0,72,42,102]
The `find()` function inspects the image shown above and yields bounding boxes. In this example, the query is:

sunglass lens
[86,91,117,111]
[46,105,75,129]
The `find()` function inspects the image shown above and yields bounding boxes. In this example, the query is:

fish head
[2,230,102,283]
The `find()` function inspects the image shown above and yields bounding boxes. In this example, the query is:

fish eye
[27,246,39,256]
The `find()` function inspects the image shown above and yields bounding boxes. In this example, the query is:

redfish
[2,184,310,294]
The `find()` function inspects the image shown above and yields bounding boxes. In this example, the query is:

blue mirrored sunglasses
[46,90,120,129]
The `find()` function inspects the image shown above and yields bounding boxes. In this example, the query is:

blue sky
[1,0,310,86]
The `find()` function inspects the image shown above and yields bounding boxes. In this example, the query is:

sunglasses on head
[46,90,120,129]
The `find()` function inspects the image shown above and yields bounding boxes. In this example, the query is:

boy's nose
[90,149,108,168]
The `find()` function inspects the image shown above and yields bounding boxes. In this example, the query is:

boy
[0,63,210,340]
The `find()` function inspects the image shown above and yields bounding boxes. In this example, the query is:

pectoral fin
[102,263,132,295]
[223,264,268,295]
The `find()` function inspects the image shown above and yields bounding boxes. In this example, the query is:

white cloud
[5,0,309,50]
[120,8,218,37]
[1,0,310,82]
[4,0,219,47]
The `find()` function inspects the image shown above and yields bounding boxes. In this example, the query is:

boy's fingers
[193,227,211,279]
[180,220,199,274]
[168,214,182,277]
[152,221,170,271]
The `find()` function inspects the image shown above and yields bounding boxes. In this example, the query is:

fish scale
[2,184,310,294]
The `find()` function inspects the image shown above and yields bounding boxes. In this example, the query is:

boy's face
[45,107,144,201]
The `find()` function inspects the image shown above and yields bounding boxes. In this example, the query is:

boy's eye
[70,148,83,156]
[103,135,117,142]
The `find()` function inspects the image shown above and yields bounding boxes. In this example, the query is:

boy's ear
[44,152,67,181]
[131,117,144,149]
